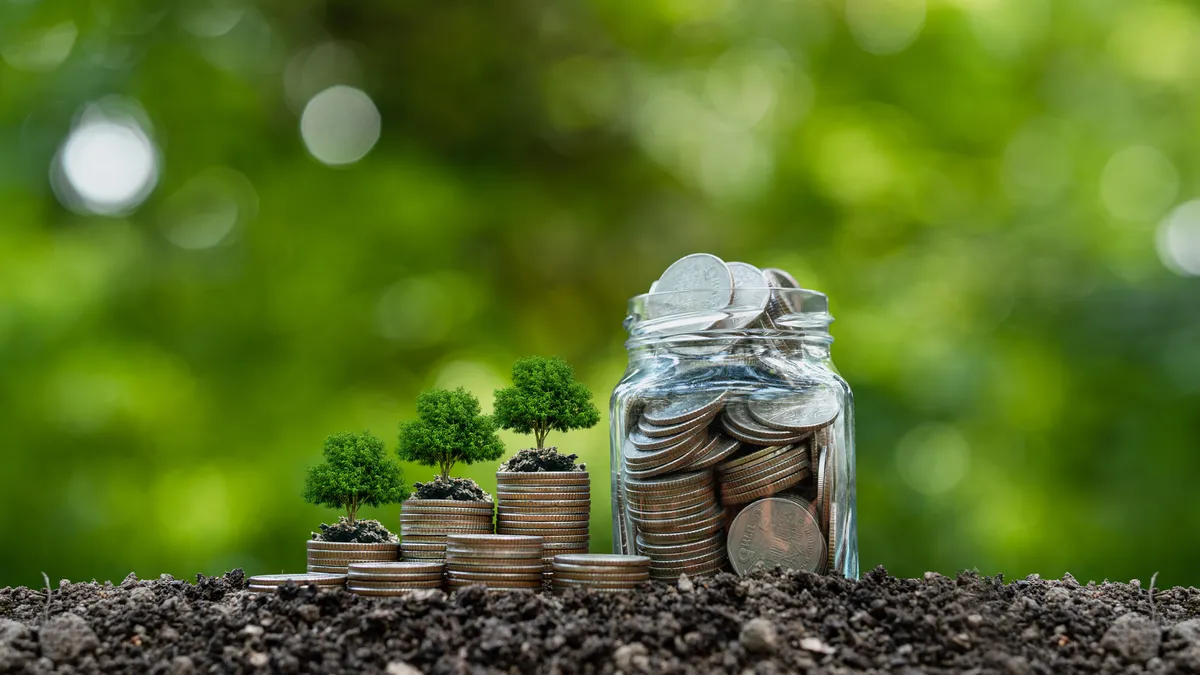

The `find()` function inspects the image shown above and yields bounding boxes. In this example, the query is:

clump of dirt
[499,447,586,472]
[3,567,1200,674]
[311,517,397,543]
[412,476,491,502]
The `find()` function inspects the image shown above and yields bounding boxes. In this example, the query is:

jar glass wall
[609,288,858,579]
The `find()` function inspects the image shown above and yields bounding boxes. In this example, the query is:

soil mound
[2,567,1199,674]
[412,476,490,502]
[499,447,585,472]
[312,518,397,544]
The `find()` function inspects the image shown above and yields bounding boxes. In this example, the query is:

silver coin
[627,423,706,451]
[724,402,814,441]
[623,429,709,470]
[719,262,770,330]
[641,391,727,426]
[623,469,713,494]
[636,409,716,439]
[763,268,800,289]
[646,253,734,319]
[727,496,825,575]
[683,434,741,471]
[747,386,840,432]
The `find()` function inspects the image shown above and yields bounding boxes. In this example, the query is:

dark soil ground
[2,566,1199,674]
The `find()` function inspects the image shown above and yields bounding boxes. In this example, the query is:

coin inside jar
[727,496,825,575]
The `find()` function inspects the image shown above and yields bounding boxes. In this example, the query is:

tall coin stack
[248,573,345,593]
[550,554,650,594]
[624,470,728,579]
[306,540,400,574]
[346,561,445,596]
[399,498,494,562]
[444,534,545,591]
[495,471,590,572]
[615,254,847,577]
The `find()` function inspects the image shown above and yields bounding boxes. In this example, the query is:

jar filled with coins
[609,254,858,580]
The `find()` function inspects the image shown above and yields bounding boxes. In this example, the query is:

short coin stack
[399,498,494,562]
[346,561,445,596]
[715,440,811,505]
[306,540,400,574]
[550,554,651,594]
[496,472,590,571]
[247,573,345,593]
[625,469,728,580]
[625,393,738,479]
[445,534,544,591]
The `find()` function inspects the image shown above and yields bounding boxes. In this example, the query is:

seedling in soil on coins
[493,356,600,451]
[303,431,409,542]
[397,387,505,499]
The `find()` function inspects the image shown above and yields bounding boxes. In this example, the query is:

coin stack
[495,472,590,572]
[716,441,811,506]
[306,540,400,574]
[399,498,494,562]
[247,573,346,593]
[444,534,545,591]
[615,254,847,577]
[624,470,729,579]
[550,554,650,594]
[345,561,445,596]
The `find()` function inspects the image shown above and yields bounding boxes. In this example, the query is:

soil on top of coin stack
[412,476,492,501]
[499,447,586,472]
[3,566,1200,674]
[311,517,397,543]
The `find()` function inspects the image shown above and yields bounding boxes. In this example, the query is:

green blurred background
[4,0,1200,590]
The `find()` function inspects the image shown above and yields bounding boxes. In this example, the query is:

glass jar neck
[626,331,833,366]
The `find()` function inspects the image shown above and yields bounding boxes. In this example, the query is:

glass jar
[609,287,858,579]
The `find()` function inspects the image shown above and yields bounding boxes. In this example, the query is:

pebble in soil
[3,567,1200,674]
[499,447,586,473]
[312,517,398,544]
[412,476,491,502]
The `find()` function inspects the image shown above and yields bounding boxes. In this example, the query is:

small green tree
[397,387,506,480]
[303,431,409,523]
[493,356,600,450]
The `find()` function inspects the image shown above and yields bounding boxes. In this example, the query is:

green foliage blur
[3,0,1200,589]
[494,356,601,449]
[302,431,409,523]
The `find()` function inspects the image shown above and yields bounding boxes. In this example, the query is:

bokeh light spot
[1108,3,1200,85]
[52,103,159,216]
[705,42,789,128]
[1156,200,1200,277]
[845,0,926,55]
[1099,145,1177,222]
[1,21,77,72]
[159,168,258,249]
[284,42,363,114]
[1002,118,1073,206]
[895,423,970,496]
[300,85,381,166]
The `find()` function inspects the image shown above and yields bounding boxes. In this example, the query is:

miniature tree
[397,386,506,480]
[493,356,600,450]
[303,431,410,524]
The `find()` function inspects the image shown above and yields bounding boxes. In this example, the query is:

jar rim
[624,287,833,340]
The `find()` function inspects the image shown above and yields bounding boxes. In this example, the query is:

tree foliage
[397,387,506,479]
[303,431,409,523]
[493,356,600,449]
